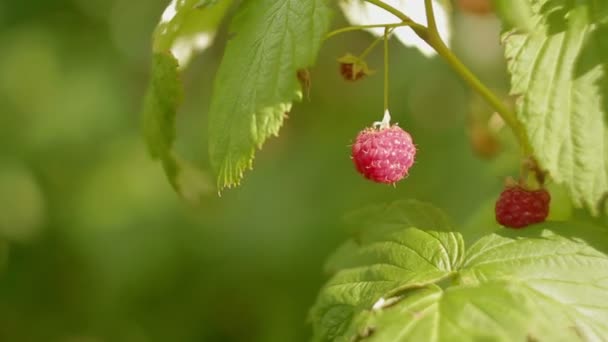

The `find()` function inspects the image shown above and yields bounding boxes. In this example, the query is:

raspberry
[495,186,550,228]
[351,125,416,184]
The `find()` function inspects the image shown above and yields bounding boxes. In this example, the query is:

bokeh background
[0,1,532,341]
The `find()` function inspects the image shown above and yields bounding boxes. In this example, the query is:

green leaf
[459,225,608,340]
[325,200,454,273]
[153,0,233,66]
[361,281,588,342]
[493,0,535,31]
[142,53,213,203]
[344,200,454,238]
[312,202,464,341]
[311,203,608,341]
[503,1,608,215]
[208,0,332,190]
[143,1,233,201]
[143,53,181,160]
[312,227,464,341]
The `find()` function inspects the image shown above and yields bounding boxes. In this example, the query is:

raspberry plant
[143,0,608,340]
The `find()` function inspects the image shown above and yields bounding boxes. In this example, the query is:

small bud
[338,54,372,81]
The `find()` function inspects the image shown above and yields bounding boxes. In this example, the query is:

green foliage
[311,202,608,341]
[493,0,535,31]
[153,0,232,55]
[4,0,608,340]
[143,52,212,203]
[143,53,181,159]
[503,1,608,214]
[143,0,234,201]
[207,0,331,190]
[324,201,455,274]
[136,1,608,340]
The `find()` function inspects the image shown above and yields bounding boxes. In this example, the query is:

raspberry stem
[325,22,414,41]
[362,0,533,157]
[358,27,395,60]
[424,0,438,35]
[383,27,390,113]
[358,35,383,59]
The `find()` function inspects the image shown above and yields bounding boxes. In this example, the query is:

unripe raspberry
[351,125,416,184]
[340,63,365,81]
[495,186,550,228]
[338,54,371,81]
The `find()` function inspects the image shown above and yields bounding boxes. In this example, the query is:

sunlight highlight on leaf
[160,0,178,24]
[153,0,232,67]
[339,0,451,57]
[170,32,213,67]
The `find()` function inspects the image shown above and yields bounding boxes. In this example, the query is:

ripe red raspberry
[351,125,416,184]
[495,186,550,228]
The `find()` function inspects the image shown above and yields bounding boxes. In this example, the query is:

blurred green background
[0,1,523,341]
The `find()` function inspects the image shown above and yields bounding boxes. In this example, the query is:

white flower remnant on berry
[339,0,451,57]
[373,109,392,129]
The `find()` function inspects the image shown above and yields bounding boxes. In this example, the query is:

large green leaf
[312,228,465,341]
[208,0,332,190]
[311,203,608,341]
[503,1,608,215]
[325,200,455,273]
[143,0,233,202]
[360,280,586,342]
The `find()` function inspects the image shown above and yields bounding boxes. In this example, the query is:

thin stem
[363,0,532,155]
[359,35,384,59]
[360,27,396,59]
[424,28,531,154]
[383,27,390,112]
[361,0,427,36]
[423,0,438,35]
[432,38,530,153]
[325,22,410,40]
